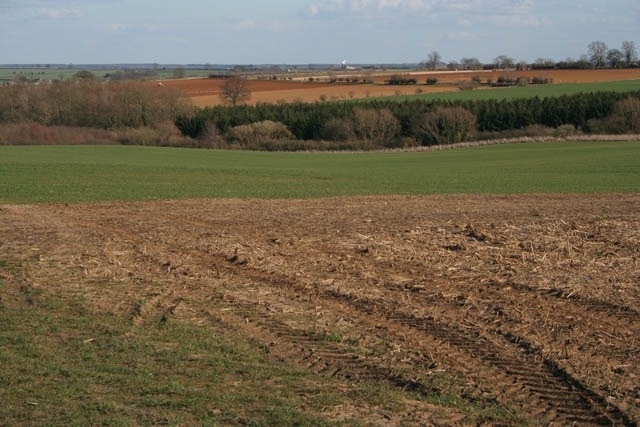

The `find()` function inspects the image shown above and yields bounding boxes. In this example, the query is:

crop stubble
[1,194,638,425]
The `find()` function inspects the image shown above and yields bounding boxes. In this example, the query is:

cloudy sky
[1,0,638,65]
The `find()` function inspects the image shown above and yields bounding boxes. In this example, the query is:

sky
[1,0,638,65]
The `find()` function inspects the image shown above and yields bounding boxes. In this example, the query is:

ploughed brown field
[159,69,640,106]
[2,194,639,424]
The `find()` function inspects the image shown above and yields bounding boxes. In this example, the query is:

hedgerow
[175,91,640,149]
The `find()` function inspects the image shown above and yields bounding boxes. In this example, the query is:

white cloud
[100,22,167,33]
[233,18,256,31]
[446,31,479,41]
[485,14,550,28]
[490,0,535,14]
[101,23,127,33]
[445,1,479,12]
[142,24,163,32]
[308,0,433,16]
[265,20,296,33]
[39,8,82,19]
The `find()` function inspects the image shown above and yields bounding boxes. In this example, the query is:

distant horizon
[1,1,638,65]
[0,62,427,68]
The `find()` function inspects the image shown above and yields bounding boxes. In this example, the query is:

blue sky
[1,0,638,64]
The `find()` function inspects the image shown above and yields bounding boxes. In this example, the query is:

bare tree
[447,61,459,70]
[588,41,608,68]
[353,108,399,146]
[426,51,441,70]
[461,57,482,70]
[219,78,252,106]
[534,58,555,69]
[494,55,515,70]
[622,41,638,67]
[412,106,476,145]
[607,49,624,68]
[72,70,96,81]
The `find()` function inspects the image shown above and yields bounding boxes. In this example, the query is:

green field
[394,80,640,102]
[1,142,638,204]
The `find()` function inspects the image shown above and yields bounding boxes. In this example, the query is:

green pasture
[1,142,638,204]
[389,80,640,102]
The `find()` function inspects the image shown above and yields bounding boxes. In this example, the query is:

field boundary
[290,134,640,154]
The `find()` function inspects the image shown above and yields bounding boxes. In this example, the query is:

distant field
[0,67,211,81]
[3,67,639,106]
[395,79,640,102]
[1,142,638,204]
[174,68,640,106]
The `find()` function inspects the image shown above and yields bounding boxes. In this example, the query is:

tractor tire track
[4,195,637,425]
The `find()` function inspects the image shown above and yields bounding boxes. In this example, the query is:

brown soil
[1,194,639,425]
[159,69,640,107]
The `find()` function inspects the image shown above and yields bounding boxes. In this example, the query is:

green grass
[389,80,640,102]
[0,276,348,425]
[0,266,520,425]
[0,142,638,203]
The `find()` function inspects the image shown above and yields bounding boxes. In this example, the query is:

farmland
[160,68,640,106]
[1,67,640,425]
[1,142,639,203]
[1,141,639,425]
[1,193,639,425]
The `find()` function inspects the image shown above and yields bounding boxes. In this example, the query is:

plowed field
[160,69,640,106]
[1,194,639,425]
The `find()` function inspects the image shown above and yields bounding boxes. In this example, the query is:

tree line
[175,91,640,150]
[1,70,639,150]
[425,40,638,71]
[0,79,189,129]
[0,78,195,146]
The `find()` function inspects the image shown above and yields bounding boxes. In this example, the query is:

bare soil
[1,194,639,425]
[159,69,640,106]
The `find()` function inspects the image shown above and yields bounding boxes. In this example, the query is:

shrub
[610,97,640,133]
[475,125,554,141]
[319,117,354,142]
[584,97,640,134]
[352,108,400,146]
[412,106,477,145]
[0,122,116,145]
[522,124,555,137]
[554,124,577,138]
[226,120,293,146]
[116,121,191,147]
[116,126,161,146]
[584,118,610,134]
[198,121,222,146]
[426,78,438,85]
[531,75,552,84]
[386,75,417,85]
[457,81,479,91]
